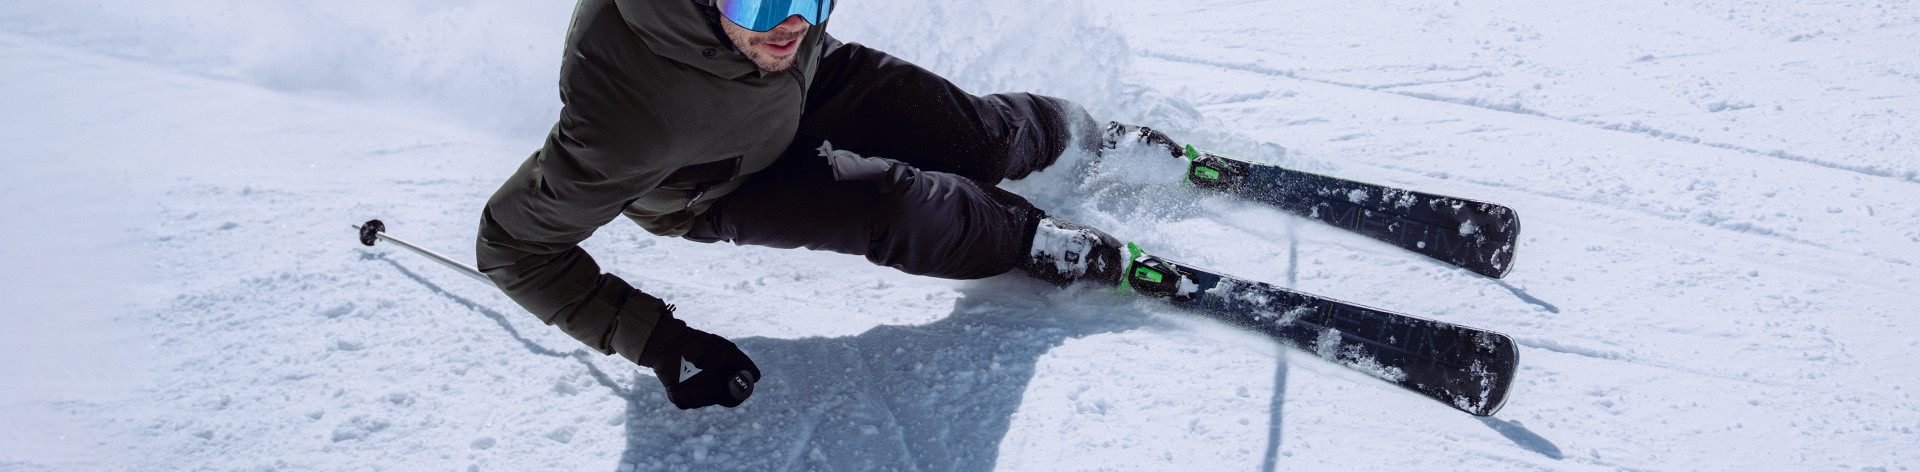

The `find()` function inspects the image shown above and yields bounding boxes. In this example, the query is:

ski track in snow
[5,0,1920,470]
[1142,46,1920,186]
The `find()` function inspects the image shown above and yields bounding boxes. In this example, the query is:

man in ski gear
[477,0,1151,409]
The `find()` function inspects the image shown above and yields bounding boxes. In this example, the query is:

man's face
[720,15,810,73]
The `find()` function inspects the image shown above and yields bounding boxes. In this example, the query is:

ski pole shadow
[1478,416,1564,460]
[1257,360,1288,472]
[1261,218,1299,472]
[615,275,1154,471]
[370,252,630,396]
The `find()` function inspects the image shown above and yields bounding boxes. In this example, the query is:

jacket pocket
[660,156,743,209]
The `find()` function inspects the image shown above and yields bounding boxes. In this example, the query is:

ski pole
[353,219,757,405]
[354,219,494,287]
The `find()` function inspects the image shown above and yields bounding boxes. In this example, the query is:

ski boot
[1019,217,1126,288]
[1100,122,1185,159]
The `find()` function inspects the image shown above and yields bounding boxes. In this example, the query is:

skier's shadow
[616,275,1153,471]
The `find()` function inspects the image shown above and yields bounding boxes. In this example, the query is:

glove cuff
[636,305,686,369]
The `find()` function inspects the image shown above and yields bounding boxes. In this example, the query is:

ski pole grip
[359,219,386,246]
[728,370,756,403]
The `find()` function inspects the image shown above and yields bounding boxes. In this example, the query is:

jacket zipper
[680,156,743,211]
[787,67,809,104]
[685,184,707,210]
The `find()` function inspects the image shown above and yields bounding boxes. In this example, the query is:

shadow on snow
[614,275,1154,471]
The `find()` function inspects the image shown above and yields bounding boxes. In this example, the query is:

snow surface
[3,0,1918,470]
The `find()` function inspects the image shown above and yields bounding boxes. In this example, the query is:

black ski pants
[684,41,1093,279]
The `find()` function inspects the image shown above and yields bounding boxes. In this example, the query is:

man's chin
[751,55,799,73]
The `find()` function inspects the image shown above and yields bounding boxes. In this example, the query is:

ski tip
[1470,335,1520,417]
[1495,208,1521,279]
[358,219,385,247]
[1472,387,1513,417]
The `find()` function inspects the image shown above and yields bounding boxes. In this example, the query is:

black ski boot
[1100,122,1184,159]
[1019,217,1126,287]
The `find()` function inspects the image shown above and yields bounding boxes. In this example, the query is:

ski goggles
[715,0,834,32]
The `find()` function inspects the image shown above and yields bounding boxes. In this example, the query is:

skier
[478,0,1167,409]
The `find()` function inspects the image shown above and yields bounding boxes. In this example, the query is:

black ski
[1181,145,1519,278]
[1121,243,1517,417]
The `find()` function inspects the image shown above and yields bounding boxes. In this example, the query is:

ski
[1181,145,1520,278]
[1121,243,1517,417]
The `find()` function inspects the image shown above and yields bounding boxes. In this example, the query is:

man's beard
[744,48,799,72]
[728,29,805,72]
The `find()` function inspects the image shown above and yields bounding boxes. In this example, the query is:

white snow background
[3,0,1917,470]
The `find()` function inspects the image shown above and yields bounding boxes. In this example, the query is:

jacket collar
[615,0,760,80]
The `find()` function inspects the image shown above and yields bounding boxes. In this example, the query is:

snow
[3,0,1918,470]
[1311,329,1409,384]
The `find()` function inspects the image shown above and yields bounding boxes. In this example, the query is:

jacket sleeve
[474,11,681,366]
[477,150,666,367]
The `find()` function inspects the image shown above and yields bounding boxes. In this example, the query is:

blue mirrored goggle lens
[716,0,832,32]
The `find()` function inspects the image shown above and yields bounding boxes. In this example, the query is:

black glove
[638,308,761,409]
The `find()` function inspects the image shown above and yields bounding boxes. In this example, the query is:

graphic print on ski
[1123,244,1517,417]
[1183,145,1520,278]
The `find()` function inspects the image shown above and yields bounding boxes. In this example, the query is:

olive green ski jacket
[476,0,826,366]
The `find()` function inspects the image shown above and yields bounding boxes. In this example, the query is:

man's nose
[771,15,810,33]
